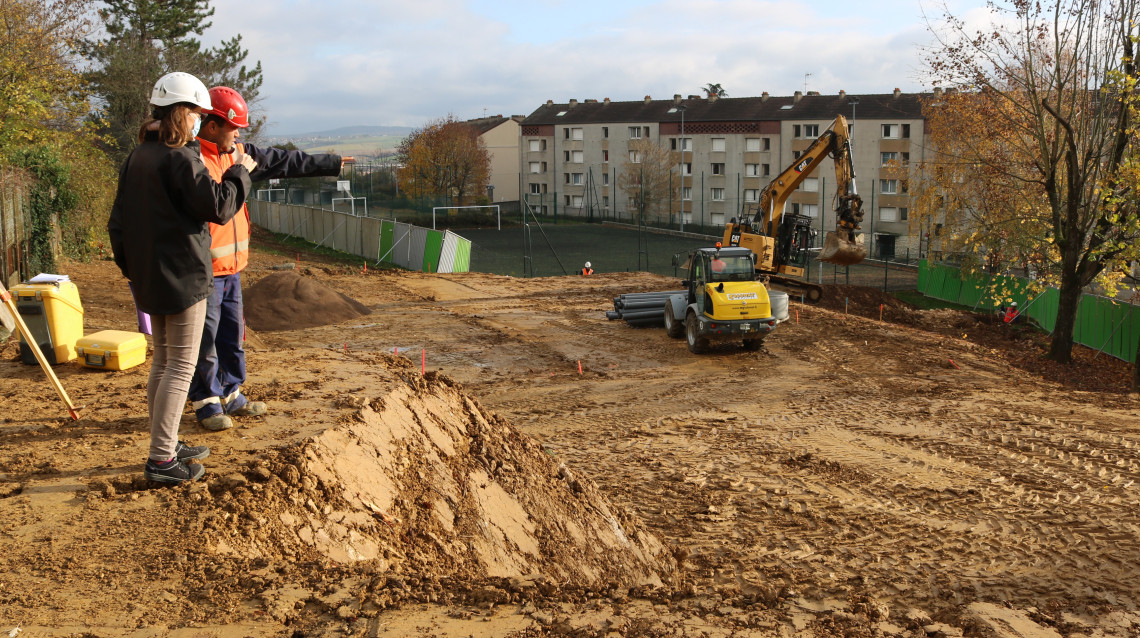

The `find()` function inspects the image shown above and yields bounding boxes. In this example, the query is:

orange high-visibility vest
[198,138,250,276]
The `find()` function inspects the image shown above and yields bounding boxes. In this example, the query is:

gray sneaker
[200,414,234,431]
[229,401,267,417]
[144,458,205,484]
[175,440,210,461]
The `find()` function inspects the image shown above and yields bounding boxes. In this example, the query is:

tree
[396,116,490,206]
[0,0,96,156]
[923,0,1140,364]
[82,0,264,160]
[702,83,727,97]
[618,139,677,222]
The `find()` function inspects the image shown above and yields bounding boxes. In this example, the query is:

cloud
[203,0,944,135]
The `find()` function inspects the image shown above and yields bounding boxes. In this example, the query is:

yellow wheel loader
[664,245,789,353]
[723,114,867,302]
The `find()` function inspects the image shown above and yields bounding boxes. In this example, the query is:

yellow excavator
[723,114,866,302]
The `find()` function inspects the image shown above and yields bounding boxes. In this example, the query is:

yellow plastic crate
[75,330,147,371]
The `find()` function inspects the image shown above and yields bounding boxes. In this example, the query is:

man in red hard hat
[190,86,343,431]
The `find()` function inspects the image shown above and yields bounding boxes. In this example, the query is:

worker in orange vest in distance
[582,261,594,276]
[1003,301,1020,324]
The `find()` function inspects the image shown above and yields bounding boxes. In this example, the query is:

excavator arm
[724,114,867,277]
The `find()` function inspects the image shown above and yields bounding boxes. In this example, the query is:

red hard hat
[207,86,249,128]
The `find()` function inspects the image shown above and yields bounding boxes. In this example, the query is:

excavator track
[766,275,823,304]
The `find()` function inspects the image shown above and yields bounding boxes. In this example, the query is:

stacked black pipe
[607,290,686,327]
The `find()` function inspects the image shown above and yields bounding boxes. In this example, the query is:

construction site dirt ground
[2,228,1140,637]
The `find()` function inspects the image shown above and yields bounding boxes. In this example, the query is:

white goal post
[431,205,501,230]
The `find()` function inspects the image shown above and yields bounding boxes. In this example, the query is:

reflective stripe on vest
[197,137,251,275]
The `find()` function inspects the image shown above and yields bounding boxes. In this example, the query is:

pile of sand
[244,271,370,331]
[185,359,670,601]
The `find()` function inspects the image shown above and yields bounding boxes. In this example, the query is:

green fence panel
[422,230,444,273]
[917,260,930,291]
[452,237,471,272]
[379,220,394,263]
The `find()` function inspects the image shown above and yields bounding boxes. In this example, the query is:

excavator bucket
[818,231,866,266]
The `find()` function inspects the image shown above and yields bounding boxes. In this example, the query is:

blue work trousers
[188,273,247,419]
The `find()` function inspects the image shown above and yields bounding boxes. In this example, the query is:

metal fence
[0,168,30,289]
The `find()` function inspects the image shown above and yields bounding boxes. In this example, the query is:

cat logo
[730,233,741,245]
[794,157,812,173]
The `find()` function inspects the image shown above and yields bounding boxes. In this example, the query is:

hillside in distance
[264,125,413,159]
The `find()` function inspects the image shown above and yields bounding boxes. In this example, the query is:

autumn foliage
[396,116,491,205]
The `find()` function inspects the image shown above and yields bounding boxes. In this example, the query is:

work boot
[200,414,234,432]
[229,401,267,417]
[175,440,210,461]
[144,458,205,484]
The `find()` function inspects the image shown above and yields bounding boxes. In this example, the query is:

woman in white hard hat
[108,71,258,484]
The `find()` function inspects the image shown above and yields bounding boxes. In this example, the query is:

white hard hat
[1011,301,1018,307]
[150,72,212,109]
[585,261,591,268]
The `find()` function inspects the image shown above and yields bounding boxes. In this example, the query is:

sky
[200,0,992,136]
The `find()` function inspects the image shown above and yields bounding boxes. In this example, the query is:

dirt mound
[151,359,669,598]
[244,271,370,331]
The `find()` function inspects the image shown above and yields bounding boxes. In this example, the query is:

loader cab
[686,247,756,312]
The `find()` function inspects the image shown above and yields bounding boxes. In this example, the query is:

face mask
[190,113,202,139]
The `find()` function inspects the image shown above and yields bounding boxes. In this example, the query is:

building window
[711,138,726,152]
[762,163,770,176]
[763,138,770,150]
[564,173,570,184]
[793,150,802,159]
[603,195,609,207]
[670,137,691,151]
[529,140,542,152]
[572,195,583,206]
[530,183,542,194]
[572,150,583,163]
[529,162,541,174]
[902,124,911,138]
[746,138,761,152]
[800,177,818,192]
[880,207,898,222]
[629,150,642,163]
[564,128,570,139]
[682,187,692,200]
[603,150,609,162]
[712,163,725,175]
[802,204,819,217]
[572,173,583,185]
[882,124,900,139]
[542,162,547,172]
[793,124,819,138]
[881,151,899,166]
[572,127,583,140]
[564,195,571,204]
[900,207,908,220]
[880,179,898,194]
[682,162,692,176]
[711,188,725,201]
[644,126,650,138]
[744,189,759,202]
[602,173,609,185]
[602,127,608,138]
[629,127,642,139]
[745,164,759,177]
[564,150,570,161]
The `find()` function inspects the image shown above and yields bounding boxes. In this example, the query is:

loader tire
[685,312,709,354]
[664,300,684,338]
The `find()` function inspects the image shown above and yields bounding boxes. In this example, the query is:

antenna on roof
[804,72,812,93]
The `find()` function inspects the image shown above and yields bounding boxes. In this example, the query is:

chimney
[761,91,770,101]
[794,90,802,103]
[644,95,652,103]
[604,97,611,105]
[546,99,553,105]
[569,98,578,107]
[674,93,682,104]
[708,93,718,102]
[893,87,901,98]
[933,87,942,98]
[839,89,846,98]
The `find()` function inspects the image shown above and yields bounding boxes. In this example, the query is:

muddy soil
[2,228,1139,637]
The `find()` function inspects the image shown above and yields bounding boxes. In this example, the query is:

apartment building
[465,115,525,204]
[519,90,927,258]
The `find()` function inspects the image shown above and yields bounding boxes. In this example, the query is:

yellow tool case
[12,281,84,365]
[75,330,147,371]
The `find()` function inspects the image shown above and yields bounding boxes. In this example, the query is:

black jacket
[242,143,342,182]
[108,134,252,315]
